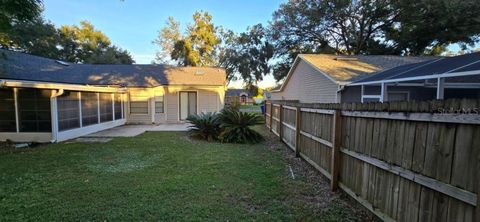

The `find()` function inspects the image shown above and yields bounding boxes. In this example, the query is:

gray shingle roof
[0,49,226,87]
[299,54,437,82]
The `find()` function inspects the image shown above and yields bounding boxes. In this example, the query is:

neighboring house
[348,52,480,102]
[0,50,226,142]
[270,54,435,103]
[225,89,254,105]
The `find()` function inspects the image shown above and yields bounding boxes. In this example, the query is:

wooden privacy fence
[265,99,480,222]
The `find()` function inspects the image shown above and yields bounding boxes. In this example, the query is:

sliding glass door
[179,91,197,120]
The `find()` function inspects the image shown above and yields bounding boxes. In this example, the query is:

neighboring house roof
[351,52,480,85]
[0,49,226,87]
[300,54,436,82]
[225,89,250,97]
[273,54,436,92]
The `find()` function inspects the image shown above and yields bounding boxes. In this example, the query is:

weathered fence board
[266,99,480,222]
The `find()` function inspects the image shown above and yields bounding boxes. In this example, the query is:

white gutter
[0,79,126,93]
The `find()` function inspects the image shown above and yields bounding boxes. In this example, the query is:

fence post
[330,110,342,191]
[295,106,301,157]
[278,104,283,141]
[476,167,480,220]
[269,102,273,132]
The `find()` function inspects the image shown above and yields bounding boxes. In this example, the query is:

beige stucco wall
[270,60,340,103]
[126,85,225,124]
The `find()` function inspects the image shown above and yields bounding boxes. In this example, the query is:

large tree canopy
[0,0,42,33]
[154,11,220,66]
[269,0,480,81]
[57,21,133,64]
[219,24,274,84]
[1,17,134,64]
[387,0,480,55]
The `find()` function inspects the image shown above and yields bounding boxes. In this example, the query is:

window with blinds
[81,92,99,126]
[17,88,51,132]
[129,94,148,114]
[99,93,113,123]
[57,91,80,131]
[0,88,17,132]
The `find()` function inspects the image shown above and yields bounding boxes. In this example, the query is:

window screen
[17,88,51,132]
[81,92,99,126]
[99,93,113,122]
[155,94,164,113]
[57,91,80,131]
[129,94,148,114]
[114,93,123,120]
[0,88,17,132]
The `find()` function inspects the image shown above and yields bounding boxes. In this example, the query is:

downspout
[50,89,64,143]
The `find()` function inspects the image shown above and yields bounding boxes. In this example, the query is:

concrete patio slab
[82,124,191,138]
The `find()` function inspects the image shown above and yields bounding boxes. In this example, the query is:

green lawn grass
[0,129,360,221]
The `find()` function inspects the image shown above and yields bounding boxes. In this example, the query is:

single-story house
[270,54,436,103]
[0,49,226,143]
[225,89,254,105]
[348,52,480,102]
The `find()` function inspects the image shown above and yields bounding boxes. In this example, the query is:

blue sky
[43,0,285,65]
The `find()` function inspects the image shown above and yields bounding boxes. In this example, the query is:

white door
[179,92,197,120]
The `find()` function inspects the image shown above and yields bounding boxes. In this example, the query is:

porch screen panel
[99,93,113,122]
[0,88,16,132]
[114,94,122,120]
[57,91,80,131]
[81,92,99,126]
[17,88,51,132]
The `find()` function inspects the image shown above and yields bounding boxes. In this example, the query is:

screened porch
[0,85,126,143]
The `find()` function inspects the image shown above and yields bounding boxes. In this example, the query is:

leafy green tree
[153,16,181,63]
[387,0,480,55]
[0,0,42,34]
[0,16,60,58]
[1,16,134,64]
[84,45,134,64]
[219,24,274,84]
[154,11,220,66]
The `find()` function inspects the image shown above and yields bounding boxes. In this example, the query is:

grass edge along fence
[265,99,480,222]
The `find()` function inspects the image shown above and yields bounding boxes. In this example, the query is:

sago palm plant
[186,112,221,141]
[217,108,264,144]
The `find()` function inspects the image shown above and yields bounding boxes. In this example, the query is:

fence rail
[265,99,480,222]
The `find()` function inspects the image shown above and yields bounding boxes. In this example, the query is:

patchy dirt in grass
[262,127,374,221]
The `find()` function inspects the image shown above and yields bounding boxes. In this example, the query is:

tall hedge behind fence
[265,99,480,222]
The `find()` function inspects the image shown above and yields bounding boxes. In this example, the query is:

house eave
[0,79,127,93]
